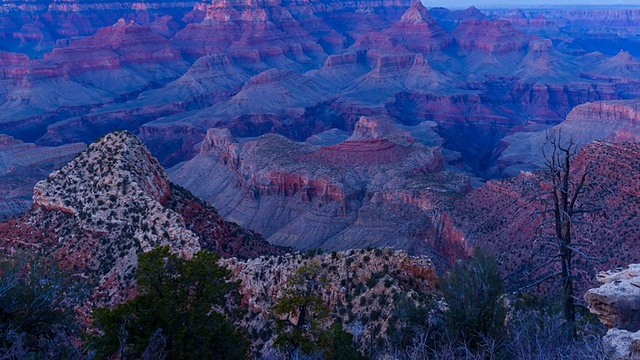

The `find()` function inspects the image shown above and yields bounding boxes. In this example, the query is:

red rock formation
[497,99,640,176]
[564,100,640,142]
[3,1,640,178]
[171,0,340,62]
[170,117,470,267]
[0,0,197,55]
[354,1,451,54]
[42,19,185,75]
[453,19,530,53]
[454,141,640,294]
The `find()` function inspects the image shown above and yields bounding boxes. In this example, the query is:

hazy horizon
[422,0,640,9]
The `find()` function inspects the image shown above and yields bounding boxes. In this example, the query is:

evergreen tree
[273,261,365,360]
[92,246,249,359]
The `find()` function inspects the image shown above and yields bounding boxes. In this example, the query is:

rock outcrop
[586,265,640,359]
[169,117,471,267]
[603,329,640,360]
[0,135,85,220]
[585,264,640,331]
[0,130,284,306]
[223,247,439,352]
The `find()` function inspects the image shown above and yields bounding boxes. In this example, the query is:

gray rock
[585,264,640,331]
[603,328,640,360]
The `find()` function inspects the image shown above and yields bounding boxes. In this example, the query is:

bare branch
[517,271,563,293]
[566,246,601,262]
[524,255,562,275]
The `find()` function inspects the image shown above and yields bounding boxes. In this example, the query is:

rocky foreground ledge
[585,264,640,359]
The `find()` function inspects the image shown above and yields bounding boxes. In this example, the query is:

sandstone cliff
[497,99,640,176]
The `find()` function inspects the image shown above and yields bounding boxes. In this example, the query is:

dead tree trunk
[540,132,604,338]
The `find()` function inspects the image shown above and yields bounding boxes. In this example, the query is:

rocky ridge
[0,135,85,220]
[0,130,283,306]
[169,116,471,267]
[222,247,439,353]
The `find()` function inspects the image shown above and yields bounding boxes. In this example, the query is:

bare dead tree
[532,131,607,337]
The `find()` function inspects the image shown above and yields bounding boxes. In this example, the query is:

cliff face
[0,0,198,55]
[453,19,530,53]
[170,116,470,267]
[3,1,640,178]
[0,131,284,306]
[497,99,640,176]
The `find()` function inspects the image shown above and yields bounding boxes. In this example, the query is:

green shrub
[91,247,249,359]
[440,249,506,351]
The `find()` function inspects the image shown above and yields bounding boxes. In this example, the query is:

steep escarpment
[0,131,283,306]
[1,19,189,144]
[354,1,452,54]
[454,141,640,293]
[170,117,471,267]
[453,19,530,53]
[0,0,198,56]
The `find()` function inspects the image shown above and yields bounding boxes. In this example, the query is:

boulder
[603,329,640,360]
[585,264,640,331]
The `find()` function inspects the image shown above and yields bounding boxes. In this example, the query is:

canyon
[0,0,639,305]
[2,0,640,177]
[169,116,470,268]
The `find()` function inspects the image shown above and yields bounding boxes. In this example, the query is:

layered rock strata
[497,99,640,176]
[170,116,471,267]
[454,141,640,293]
